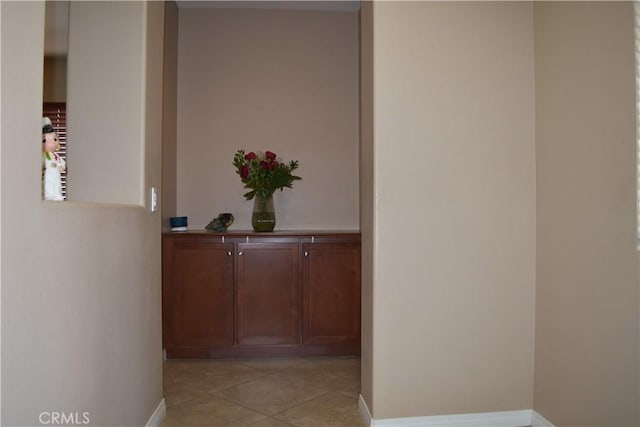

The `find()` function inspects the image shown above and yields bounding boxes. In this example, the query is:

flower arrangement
[233,149,301,200]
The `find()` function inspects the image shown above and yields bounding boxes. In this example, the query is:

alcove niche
[43,1,147,206]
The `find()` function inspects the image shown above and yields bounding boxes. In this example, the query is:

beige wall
[1,2,164,425]
[359,0,374,410]
[66,2,146,205]
[534,3,639,426]
[44,0,68,57]
[365,1,536,418]
[0,1,3,422]
[163,1,178,230]
[177,8,359,230]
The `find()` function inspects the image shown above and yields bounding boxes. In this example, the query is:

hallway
[161,357,363,426]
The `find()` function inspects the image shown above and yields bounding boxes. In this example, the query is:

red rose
[240,164,249,179]
[260,160,270,170]
[244,152,257,160]
[265,151,277,161]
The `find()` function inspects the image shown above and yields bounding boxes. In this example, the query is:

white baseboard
[370,410,532,427]
[358,396,555,427]
[359,394,373,427]
[145,398,166,427]
[532,410,555,427]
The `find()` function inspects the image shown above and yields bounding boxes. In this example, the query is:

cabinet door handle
[304,251,309,257]
[227,251,232,256]
[238,251,243,256]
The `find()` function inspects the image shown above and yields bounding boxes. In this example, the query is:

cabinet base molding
[166,344,360,359]
[358,396,553,427]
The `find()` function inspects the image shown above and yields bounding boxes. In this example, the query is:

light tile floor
[162,357,364,427]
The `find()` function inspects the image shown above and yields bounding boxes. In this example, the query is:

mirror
[42,0,69,201]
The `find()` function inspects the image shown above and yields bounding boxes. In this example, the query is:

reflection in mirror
[43,0,68,201]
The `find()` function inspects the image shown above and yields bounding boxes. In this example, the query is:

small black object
[205,213,234,232]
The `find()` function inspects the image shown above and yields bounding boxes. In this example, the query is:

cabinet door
[163,238,234,348]
[302,242,361,345]
[236,242,300,346]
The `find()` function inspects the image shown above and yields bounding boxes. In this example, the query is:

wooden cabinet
[162,238,234,351]
[302,241,360,347]
[162,231,360,358]
[236,242,300,346]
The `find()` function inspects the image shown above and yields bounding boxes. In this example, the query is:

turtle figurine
[205,213,234,232]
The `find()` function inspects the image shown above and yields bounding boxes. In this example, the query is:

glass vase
[252,194,276,232]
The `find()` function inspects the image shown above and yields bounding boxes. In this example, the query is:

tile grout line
[162,366,273,414]
[268,383,358,422]
[213,372,351,421]
[162,357,362,427]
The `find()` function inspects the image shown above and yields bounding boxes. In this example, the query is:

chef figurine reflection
[42,117,66,201]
